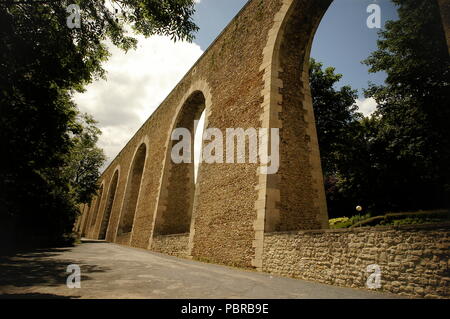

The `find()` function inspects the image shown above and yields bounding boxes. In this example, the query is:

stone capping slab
[153,233,190,238]
[264,222,450,236]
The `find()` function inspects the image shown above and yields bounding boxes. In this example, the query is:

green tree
[63,113,106,205]
[363,0,450,211]
[309,58,364,218]
[329,115,385,216]
[309,58,362,175]
[0,0,198,252]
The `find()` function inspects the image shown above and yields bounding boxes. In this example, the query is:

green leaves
[328,0,450,216]
[0,0,198,248]
[312,0,450,218]
[310,58,361,177]
[63,113,106,204]
[309,58,366,217]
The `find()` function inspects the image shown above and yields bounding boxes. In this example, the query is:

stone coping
[264,222,450,236]
[153,233,190,238]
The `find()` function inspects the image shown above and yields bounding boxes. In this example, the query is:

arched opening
[75,204,85,234]
[118,143,146,235]
[194,110,206,182]
[305,0,448,224]
[154,91,206,235]
[81,204,90,237]
[90,184,104,231]
[308,0,386,220]
[263,0,332,232]
[85,202,97,237]
[99,169,119,240]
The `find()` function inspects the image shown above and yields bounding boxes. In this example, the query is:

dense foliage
[63,113,106,205]
[312,0,449,218]
[0,0,198,252]
[309,58,365,218]
[362,0,450,212]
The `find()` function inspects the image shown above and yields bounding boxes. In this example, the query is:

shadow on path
[0,246,109,290]
[80,239,108,244]
[0,293,79,299]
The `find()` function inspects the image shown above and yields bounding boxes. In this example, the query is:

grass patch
[329,213,371,229]
[329,209,449,229]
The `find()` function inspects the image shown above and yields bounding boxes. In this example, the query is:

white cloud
[74,35,204,171]
[355,97,377,117]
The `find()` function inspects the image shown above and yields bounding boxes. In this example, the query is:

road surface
[0,240,400,299]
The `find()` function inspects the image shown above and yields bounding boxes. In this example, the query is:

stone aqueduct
[77,0,450,272]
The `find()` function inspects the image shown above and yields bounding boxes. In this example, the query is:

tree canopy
[309,58,368,218]
[63,113,106,205]
[311,0,449,218]
[0,0,199,252]
[363,0,450,211]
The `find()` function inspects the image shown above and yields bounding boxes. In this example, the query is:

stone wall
[263,223,450,298]
[151,233,190,258]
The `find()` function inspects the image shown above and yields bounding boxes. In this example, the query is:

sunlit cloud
[355,97,377,117]
[74,35,204,171]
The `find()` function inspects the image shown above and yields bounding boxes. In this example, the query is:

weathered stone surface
[262,224,450,298]
[80,0,334,268]
[151,233,189,258]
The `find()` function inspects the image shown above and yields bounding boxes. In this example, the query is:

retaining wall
[151,233,190,258]
[262,223,450,298]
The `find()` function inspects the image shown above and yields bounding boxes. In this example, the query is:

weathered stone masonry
[78,0,450,298]
[263,224,450,298]
[80,0,333,267]
[152,233,190,258]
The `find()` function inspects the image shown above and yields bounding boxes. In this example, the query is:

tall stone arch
[80,203,90,237]
[84,198,98,237]
[98,167,120,240]
[251,0,332,267]
[116,141,148,244]
[152,95,202,233]
[88,182,104,237]
[185,0,332,268]
[149,80,212,249]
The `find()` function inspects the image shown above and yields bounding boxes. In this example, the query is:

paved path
[0,240,400,299]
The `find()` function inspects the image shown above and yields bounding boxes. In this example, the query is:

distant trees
[63,113,106,205]
[362,0,450,211]
[309,58,362,178]
[0,1,198,252]
[311,0,449,218]
[309,58,368,218]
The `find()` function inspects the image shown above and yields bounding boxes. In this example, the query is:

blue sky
[193,0,398,97]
